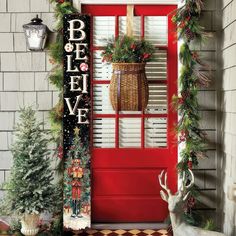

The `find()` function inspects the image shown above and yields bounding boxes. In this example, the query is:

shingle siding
[0,0,55,200]
[190,1,219,223]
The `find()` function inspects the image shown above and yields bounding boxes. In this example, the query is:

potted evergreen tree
[0,107,56,236]
[102,35,155,111]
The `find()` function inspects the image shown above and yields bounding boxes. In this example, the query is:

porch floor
[65,226,172,236]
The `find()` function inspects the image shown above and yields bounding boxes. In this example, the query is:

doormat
[65,229,172,236]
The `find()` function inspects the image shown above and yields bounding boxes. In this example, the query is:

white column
[73,0,81,12]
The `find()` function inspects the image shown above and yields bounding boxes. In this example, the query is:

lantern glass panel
[23,19,47,51]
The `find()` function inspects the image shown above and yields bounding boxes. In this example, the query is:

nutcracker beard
[71,179,82,218]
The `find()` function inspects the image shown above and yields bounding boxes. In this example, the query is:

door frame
[82,3,178,222]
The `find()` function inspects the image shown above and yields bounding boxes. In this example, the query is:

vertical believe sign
[63,14,91,230]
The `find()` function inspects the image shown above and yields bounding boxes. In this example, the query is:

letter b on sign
[68,19,86,41]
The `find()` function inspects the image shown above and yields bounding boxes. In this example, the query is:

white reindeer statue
[158,170,225,236]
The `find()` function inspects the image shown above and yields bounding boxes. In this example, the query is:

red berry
[179,131,186,142]
[186,16,191,22]
[131,43,136,50]
[57,145,63,159]
[178,97,184,104]
[143,53,150,59]
[192,52,198,60]
[188,160,193,169]
[179,21,186,29]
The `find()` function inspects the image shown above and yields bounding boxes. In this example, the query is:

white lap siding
[219,0,236,235]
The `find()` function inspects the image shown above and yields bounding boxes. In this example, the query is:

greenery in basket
[102,35,155,63]
[0,107,58,216]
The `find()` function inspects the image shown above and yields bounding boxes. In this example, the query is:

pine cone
[187,196,196,208]
[185,28,195,41]
[181,91,190,100]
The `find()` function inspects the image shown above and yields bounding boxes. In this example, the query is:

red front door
[82,4,178,222]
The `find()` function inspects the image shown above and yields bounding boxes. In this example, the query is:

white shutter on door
[93,118,116,148]
[145,16,168,46]
[119,16,141,38]
[93,84,114,114]
[93,16,115,46]
[145,118,167,147]
[146,83,168,114]
[92,78,168,116]
[145,50,167,81]
[93,51,112,81]
[119,118,141,148]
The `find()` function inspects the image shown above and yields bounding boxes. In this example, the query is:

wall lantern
[23,15,48,51]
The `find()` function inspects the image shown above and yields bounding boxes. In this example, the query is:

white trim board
[79,0,179,5]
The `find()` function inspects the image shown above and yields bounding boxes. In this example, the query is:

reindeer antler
[179,169,195,191]
[158,170,171,195]
[182,169,195,201]
[185,169,195,189]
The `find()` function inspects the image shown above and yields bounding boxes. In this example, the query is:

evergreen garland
[48,0,77,146]
[47,3,79,209]
[172,0,211,225]
[46,1,78,234]
[102,35,155,63]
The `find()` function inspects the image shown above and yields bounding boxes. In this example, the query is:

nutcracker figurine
[68,159,84,218]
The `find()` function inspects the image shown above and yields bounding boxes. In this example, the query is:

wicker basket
[109,63,149,111]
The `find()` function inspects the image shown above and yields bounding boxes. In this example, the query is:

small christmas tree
[1,107,56,215]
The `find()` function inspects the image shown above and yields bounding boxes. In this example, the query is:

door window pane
[93,118,116,148]
[145,118,167,147]
[145,16,168,45]
[93,84,115,114]
[93,16,115,46]
[119,118,141,148]
[119,16,141,39]
[146,83,168,114]
[93,50,112,81]
[145,50,167,81]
